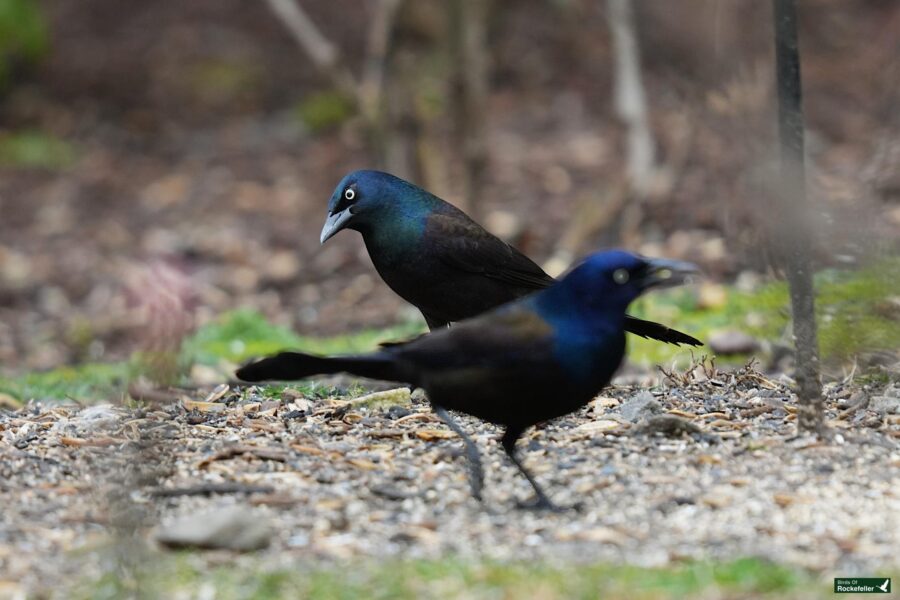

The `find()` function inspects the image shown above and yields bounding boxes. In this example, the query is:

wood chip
[572,419,625,437]
[203,383,230,403]
[346,458,379,470]
[415,429,456,441]
[290,444,327,456]
[666,409,696,418]
[197,444,289,468]
[59,436,123,447]
[394,412,438,425]
[182,398,226,413]
[368,429,406,439]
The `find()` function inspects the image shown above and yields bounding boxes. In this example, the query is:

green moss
[0,0,47,88]
[186,59,261,106]
[295,90,355,132]
[0,130,76,169]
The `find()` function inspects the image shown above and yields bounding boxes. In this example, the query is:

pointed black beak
[639,258,701,290]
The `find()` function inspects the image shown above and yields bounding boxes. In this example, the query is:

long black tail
[624,316,702,347]
[235,351,413,384]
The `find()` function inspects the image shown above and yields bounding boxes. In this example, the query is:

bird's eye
[344,188,355,201]
[613,269,630,284]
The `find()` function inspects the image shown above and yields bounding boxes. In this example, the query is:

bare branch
[264,0,357,98]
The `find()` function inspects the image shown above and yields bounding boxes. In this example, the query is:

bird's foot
[514,495,581,512]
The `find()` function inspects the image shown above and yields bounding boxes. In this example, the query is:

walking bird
[319,169,701,347]
[238,250,698,509]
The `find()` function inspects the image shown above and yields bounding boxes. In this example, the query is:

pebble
[618,391,663,423]
[156,505,272,551]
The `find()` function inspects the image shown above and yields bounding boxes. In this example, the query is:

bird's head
[321,170,428,244]
[549,250,699,315]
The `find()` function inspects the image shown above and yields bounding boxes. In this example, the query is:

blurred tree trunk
[772,0,825,434]
[449,0,490,217]
[607,0,655,197]
[545,0,653,273]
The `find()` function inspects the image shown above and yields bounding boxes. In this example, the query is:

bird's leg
[433,406,484,501]
[501,427,566,511]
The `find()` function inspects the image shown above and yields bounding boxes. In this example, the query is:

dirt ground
[1,364,897,597]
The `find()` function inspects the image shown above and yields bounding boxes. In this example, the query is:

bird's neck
[533,283,628,336]
[358,212,426,264]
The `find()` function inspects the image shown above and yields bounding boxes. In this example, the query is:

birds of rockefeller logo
[833,578,891,594]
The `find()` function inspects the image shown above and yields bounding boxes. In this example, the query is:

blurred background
[0,0,898,382]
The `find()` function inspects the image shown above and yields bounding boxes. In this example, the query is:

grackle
[319,170,701,346]
[238,250,698,509]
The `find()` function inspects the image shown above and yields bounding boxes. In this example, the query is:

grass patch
[0,311,424,402]
[0,130,76,169]
[72,556,822,600]
[185,309,424,365]
[0,362,132,404]
[628,257,900,367]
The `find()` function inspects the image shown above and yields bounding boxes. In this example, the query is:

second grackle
[319,170,701,346]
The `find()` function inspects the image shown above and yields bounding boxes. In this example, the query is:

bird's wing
[390,305,557,370]
[425,213,555,290]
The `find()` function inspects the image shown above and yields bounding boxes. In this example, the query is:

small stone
[870,396,900,415]
[618,391,663,423]
[639,414,702,437]
[386,405,412,420]
[156,505,272,551]
[708,330,760,355]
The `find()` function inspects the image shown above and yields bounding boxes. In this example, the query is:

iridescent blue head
[536,250,699,322]
[320,170,440,244]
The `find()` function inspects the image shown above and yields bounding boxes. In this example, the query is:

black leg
[501,426,565,511]
[433,406,484,501]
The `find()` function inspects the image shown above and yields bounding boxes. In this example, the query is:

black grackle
[238,250,698,509]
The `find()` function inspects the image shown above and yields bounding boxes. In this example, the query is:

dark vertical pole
[772,0,824,433]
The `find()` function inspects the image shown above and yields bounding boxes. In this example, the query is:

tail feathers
[235,351,412,384]
[624,316,702,347]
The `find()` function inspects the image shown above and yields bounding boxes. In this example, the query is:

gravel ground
[1,364,898,597]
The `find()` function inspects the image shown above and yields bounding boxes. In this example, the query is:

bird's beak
[320,208,353,244]
[640,258,701,290]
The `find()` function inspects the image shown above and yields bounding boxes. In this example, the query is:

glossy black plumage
[238,250,699,509]
[320,170,701,346]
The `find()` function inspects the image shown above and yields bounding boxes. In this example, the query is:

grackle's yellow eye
[344,188,356,201]
[613,268,629,284]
